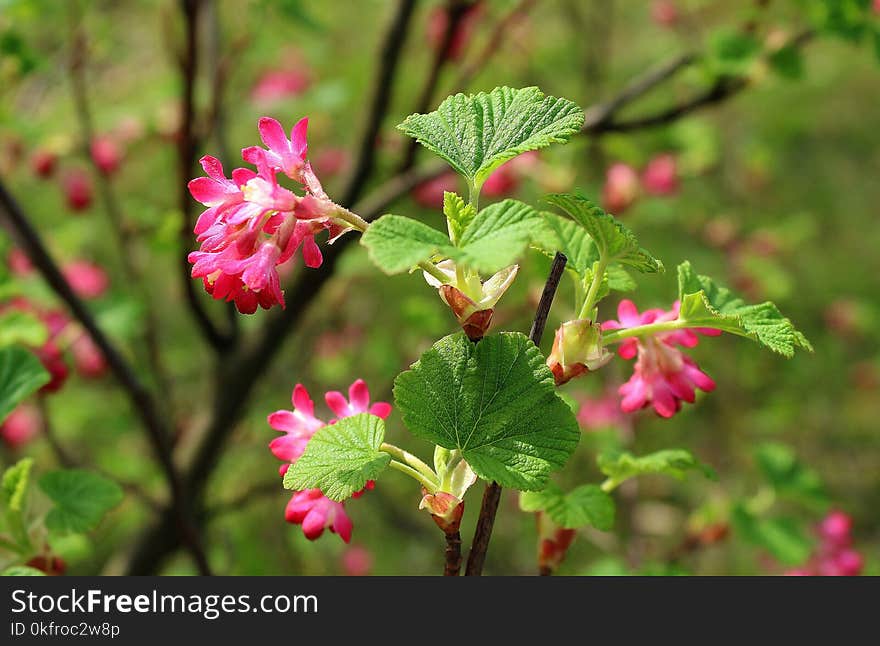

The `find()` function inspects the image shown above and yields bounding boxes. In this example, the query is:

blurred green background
[1,0,878,575]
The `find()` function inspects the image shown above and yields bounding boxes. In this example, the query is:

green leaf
[520,482,615,530]
[768,44,804,80]
[283,413,391,502]
[0,346,49,424]
[443,191,476,243]
[362,200,541,275]
[455,199,541,273]
[676,261,812,357]
[731,505,813,566]
[1,458,33,515]
[38,470,123,535]
[398,86,584,187]
[708,29,760,74]
[754,442,827,507]
[394,332,580,490]
[0,310,48,348]
[360,215,450,274]
[598,449,714,490]
[1,565,45,576]
[543,193,663,273]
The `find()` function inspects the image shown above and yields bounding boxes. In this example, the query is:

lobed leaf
[38,469,123,535]
[283,413,391,502]
[598,449,714,489]
[0,346,50,424]
[394,332,580,491]
[520,482,615,530]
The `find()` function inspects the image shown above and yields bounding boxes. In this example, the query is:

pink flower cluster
[188,117,346,314]
[602,300,720,418]
[602,154,679,214]
[786,511,864,576]
[268,379,390,543]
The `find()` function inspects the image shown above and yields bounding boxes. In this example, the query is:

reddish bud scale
[439,284,494,342]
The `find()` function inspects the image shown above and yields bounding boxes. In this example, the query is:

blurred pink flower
[411,171,458,207]
[62,261,109,299]
[1,404,40,448]
[651,0,679,27]
[90,136,123,175]
[7,248,33,276]
[577,386,631,432]
[313,148,350,179]
[30,148,57,179]
[71,334,107,378]
[62,169,93,212]
[481,152,539,198]
[342,545,373,576]
[602,163,639,214]
[251,68,310,105]
[784,510,864,576]
[602,300,719,418]
[641,154,678,196]
[426,2,482,61]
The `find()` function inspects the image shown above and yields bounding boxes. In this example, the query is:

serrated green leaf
[1,457,33,515]
[543,193,663,273]
[362,200,540,275]
[394,332,580,490]
[443,191,476,243]
[755,442,827,507]
[677,261,811,357]
[0,346,49,424]
[455,199,540,272]
[598,449,714,490]
[0,311,48,348]
[1,565,45,576]
[398,86,584,187]
[360,215,450,274]
[38,470,123,535]
[731,505,813,566]
[520,482,615,530]
[283,413,391,502]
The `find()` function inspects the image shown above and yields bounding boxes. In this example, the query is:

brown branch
[0,180,211,575]
[340,0,417,207]
[465,252,568,576]
[177,0,234,352]
[444,530,462,576]
[397,0,476,173]
[67,13,174,404]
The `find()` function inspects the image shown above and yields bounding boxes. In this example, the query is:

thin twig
[397,0,475,173]
[340,0,417,207]
[0,180,212,575]
[465,252,567,576]
[444,530,462,576]
[177,0,234,352]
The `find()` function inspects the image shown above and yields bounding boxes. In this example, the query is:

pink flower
[71,334,107,378]
[1,404,40,448]
[251,68,311,105]
[268,383,326,474]
[641,154,678,196]
[874,0,880,15]
[342,545,373,576]
[7,248,33,276]
[268,380,390,543]
[247,117,309,183]
[411,171,458,207]
[90,136,122,175]
[818,510,853,550]
[325,379,392,420]
[651,0,679,27]
[62,169,93,212]
[285,489,353,543]
[788,511,864,576]
[482,151,540,198]
[62,261,109,299]
[314,148,350,179]
[30,148,57,179]
[602,300,720,418]
[602,163,639,214]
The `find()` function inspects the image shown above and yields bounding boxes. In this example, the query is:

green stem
[380,443,438,482]
[333,204,370,232]
[578,258,608,319]
[388,460,439,493]
[601,319,691,345]
[467,179,480,211]
[600,478,618,493]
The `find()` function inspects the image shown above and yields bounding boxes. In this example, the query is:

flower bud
[536,512,576,573]
[420,490,465,534]
[547,319,613,385]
